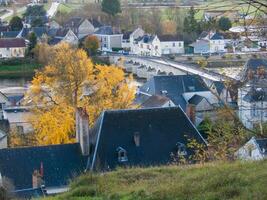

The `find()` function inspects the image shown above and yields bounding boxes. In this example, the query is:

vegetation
[23,5,47,27]
[23,43,135,146]
[83,35,100,56]
[9,16,23,31]
[101,0,121,16]
[45,160,267,200]
[218,16,232,31]
[28,32,37,52]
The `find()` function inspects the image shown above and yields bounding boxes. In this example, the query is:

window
[155,45,158,50]
[178,42,181,47]
[116,147,128,162]
[176,142,187,156]
[172,43,175,47]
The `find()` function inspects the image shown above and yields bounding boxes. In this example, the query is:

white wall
[0,47,25,58]
[160,41,184,54]
[209,40,226,53]
[236,138,265,160]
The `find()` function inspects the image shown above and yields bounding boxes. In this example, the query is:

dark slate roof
[88,18,102,28]
[0,38,25,48]
[90,107,206,170]
[243,88,267,102]
[210,32,224,40]
[1,31,20,38]
[158,34,183,42]
[139,75,209,110]
[141,95,171,108]
[94,26,118,35]
[19,28,30,38]
[31,27,48,38]
[64,17,83,29]
[48,37,62,45]
[47,28,59,37]
[188,94,205,105]
[136,35,156,43]
[255,138,267,155]
[55,28,70,37]
[123,31,132,40]
[0,143,87,190]
[212,81,225,95]
[7,95,24,105]
[245,58,267,72]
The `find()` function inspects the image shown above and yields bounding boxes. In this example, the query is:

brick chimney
[32,170,42,189]
[76,108,90,156]
[133,132,140,147]
[186,104,196,125]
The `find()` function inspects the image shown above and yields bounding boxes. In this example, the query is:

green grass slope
[46,160,267,200]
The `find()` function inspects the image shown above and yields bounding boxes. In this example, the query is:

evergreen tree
[101,0,121,16]
[28,32,37,52]
[9,16,23,31]
[218,17,232,31]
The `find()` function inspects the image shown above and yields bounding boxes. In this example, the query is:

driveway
[47,2,60,18]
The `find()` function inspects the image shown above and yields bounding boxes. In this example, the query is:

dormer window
[161,90,168,95]
[116,147,128,162]
[176,142,187,156]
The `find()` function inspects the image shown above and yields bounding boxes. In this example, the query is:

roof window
[116,147,128,163]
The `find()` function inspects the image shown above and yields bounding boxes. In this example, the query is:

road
[47,2,60,18]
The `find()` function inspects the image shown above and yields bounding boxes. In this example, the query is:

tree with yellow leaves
[27,42,135,145]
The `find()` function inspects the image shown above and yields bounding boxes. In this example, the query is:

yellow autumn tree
[27,42,135,145]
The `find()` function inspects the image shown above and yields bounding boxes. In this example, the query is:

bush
[187,57,192,61]
[236,55,242,59]
[221,55,226,59]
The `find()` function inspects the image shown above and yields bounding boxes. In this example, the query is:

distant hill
[45,160,267,200]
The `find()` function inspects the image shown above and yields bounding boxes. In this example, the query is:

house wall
[209,39,226,53]
[63,30,79,45]
[183,91,219,105]
[0,136,7,149]
[109,35,123,49]
[0,47,25,58]
[160,41,184,54]
[238,88,267,129]
[236,138,265,160]
[193,42,209,54]
[3,110,33,134]
[78,19,95,39]
[134,37,161,57]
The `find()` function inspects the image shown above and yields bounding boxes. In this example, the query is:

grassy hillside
[46,160,267,200]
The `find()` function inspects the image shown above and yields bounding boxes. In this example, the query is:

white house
[158,35,184,54]
[94,26,123,51]
[191,31,227,54]
[133,35,161,57]
[236,137,267,160]
[0,38,26,58]
[64,17,100,39]
[122,27,145,51]
[49,28,79,46]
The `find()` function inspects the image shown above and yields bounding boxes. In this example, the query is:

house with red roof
[0,38,26,58]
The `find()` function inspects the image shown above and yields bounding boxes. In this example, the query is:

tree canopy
[23,5,47,27]
[27,43,135,145]
[101,0,121,16]
[218,17,232,31]
[83,35,100,56]
[9,16,23,31]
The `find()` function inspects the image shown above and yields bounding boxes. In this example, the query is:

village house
[0,129,7,149]
[122,27,145,51]
[48,28,79,46]
[88,106,207,171]
[133,34,161,57]
[0,108,90,198]
[93,26,123,51]
[236,137,267,160]
[190,31,227,54]
[238,58,267,129]
[64,17,101,39]
[158,35,184,55]
[136,75,221,125]
[0,38,26,58]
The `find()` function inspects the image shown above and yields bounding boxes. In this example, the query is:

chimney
[133,132,140,147]
[76,108,90,156]
[32,170,42,189]
[186,104,196,125]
